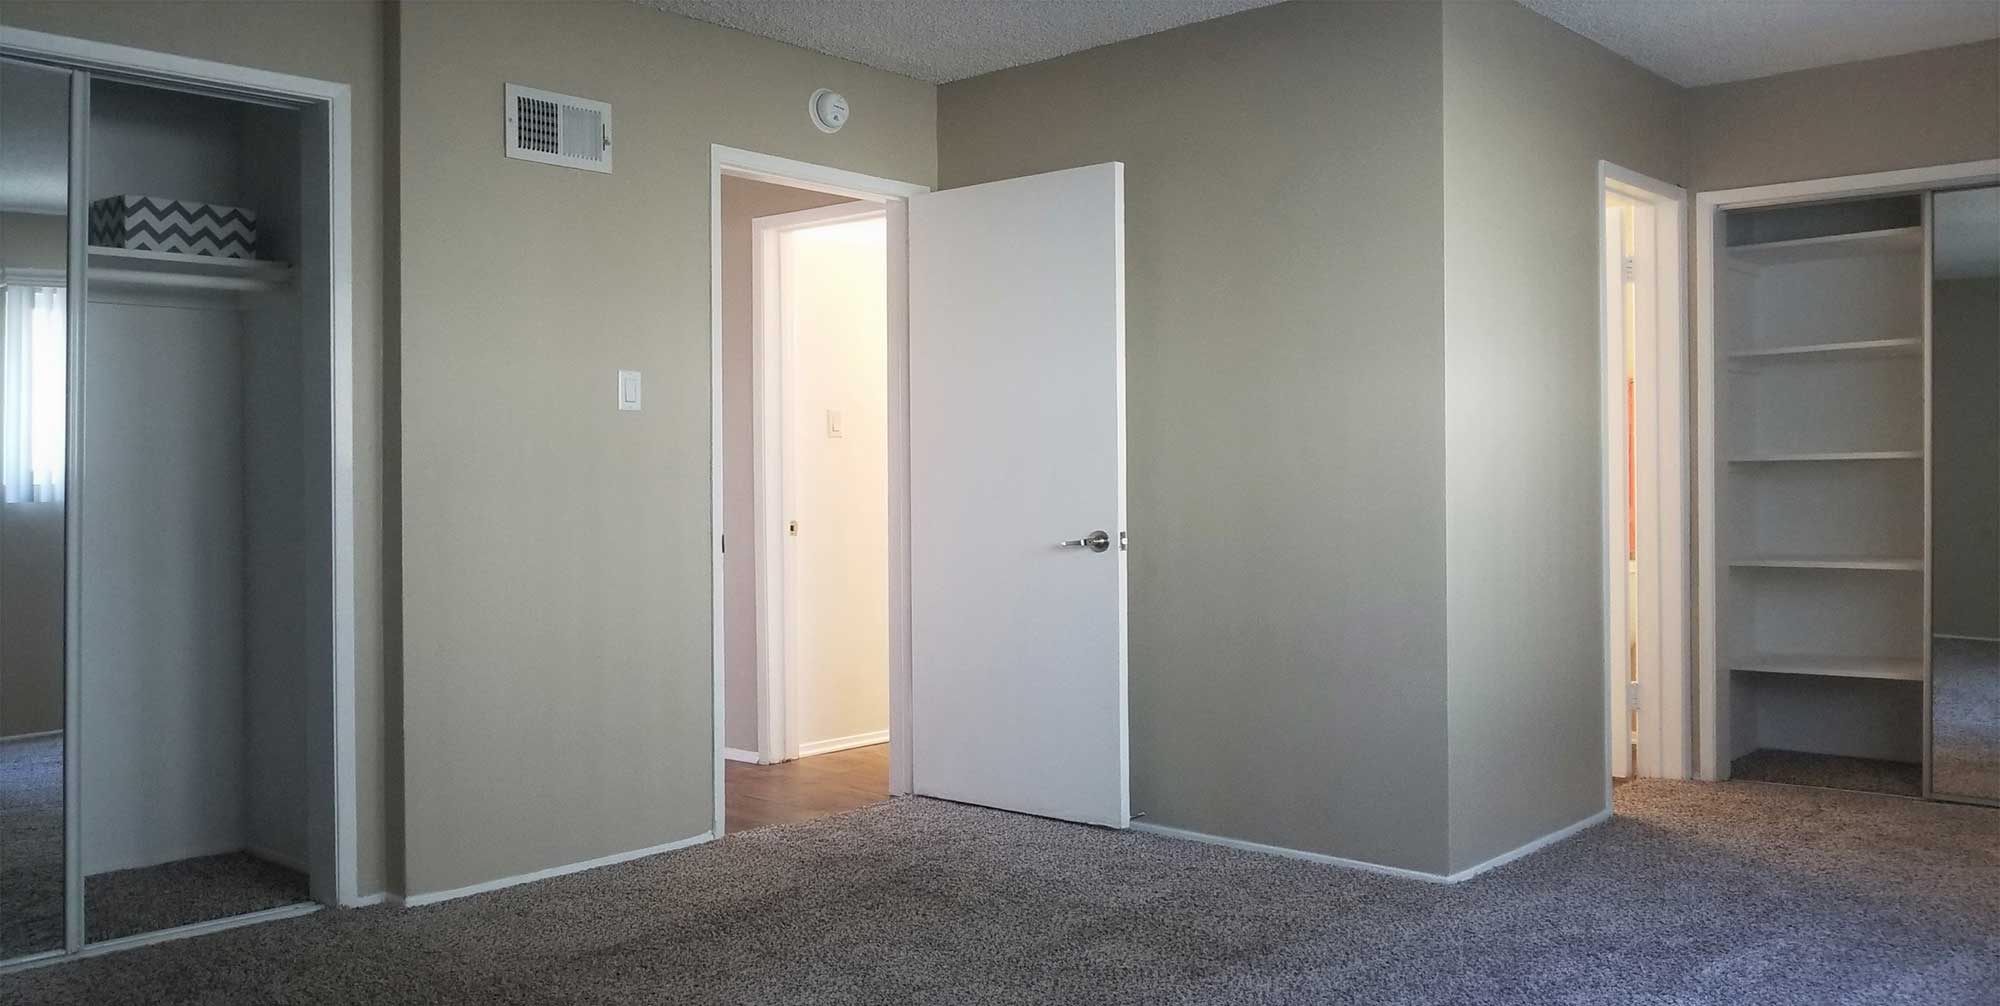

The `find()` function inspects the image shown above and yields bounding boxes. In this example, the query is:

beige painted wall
[0,211,64,268]
[0,502,61,737]
[1933,276,2000,640]
[393,1,933,896]
[1440,0,1684,873]
[0,0,392,893]
[1688,39,2000,191]
[719,177,855,754]
[940,1,1453,873]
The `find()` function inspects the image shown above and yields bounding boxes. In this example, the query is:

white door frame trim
[750,201,891,765]
[1693,158,2000,780]
[709,145,928,835]
[0,25,361,946]
[1597,161,1691,792]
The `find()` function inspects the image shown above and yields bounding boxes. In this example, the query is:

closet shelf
[1729,555,1923,571]
[1732,654,1923,682]
[1728,450,1922,463]
[1726,226,1922,267]
[87,246,293,293]
[1727,338,1921,364]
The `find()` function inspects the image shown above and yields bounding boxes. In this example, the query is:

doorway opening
[1598,162,1691,787]
[710,148,1131,841]
[712,152,920,835]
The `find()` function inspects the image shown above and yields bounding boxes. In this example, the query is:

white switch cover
[617,370,642,411]
[826,408,844,438]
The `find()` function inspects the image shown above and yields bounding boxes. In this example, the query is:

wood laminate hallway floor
[724,744,888,833]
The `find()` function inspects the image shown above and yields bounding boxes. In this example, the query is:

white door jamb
[709,145,927,836]
[1598,161,1691,791]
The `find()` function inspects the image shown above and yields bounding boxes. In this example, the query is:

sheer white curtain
[1,282,67,504]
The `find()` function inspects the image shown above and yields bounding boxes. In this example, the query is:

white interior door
[909,162,1128,828]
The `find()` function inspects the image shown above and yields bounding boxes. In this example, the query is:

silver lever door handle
[1058,530,1112,553]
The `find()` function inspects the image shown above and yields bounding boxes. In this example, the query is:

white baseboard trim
[91,839,246,877]
[1935,633,2000,643]
[0,728,62,744]
[246,844,309,874]
[1131,822,1452,884]
[345,891,395,908]
[797,729,888,758]
[723,746,762,764]
[1133,807,1614,886]
[1443,808,1612,884]
[399,831,714,907]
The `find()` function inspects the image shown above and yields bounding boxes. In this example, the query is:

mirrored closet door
[3,53,334,966]
[0,56,75,964]
[1930,186,1999,806]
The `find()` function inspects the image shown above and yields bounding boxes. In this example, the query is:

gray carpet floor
[1730,747,1924,797]
[4,779,1996,1005]
[1933,637,1999,802]
[0,736,64,960]
[85,852,310,944]
[1,735,310,954]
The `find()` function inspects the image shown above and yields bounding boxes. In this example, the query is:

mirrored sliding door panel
[0,56,74,961]
[1930,185,2000,804]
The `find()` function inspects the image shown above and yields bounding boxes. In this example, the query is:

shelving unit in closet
[1711,194,1929,788]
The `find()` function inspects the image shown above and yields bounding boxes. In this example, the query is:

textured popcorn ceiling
[1518,0,2000,87]
[643,0,1285,83]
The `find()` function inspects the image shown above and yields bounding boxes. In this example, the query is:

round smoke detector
[809,88,849,133]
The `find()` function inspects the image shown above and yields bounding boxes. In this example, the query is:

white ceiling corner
[641,0,1287,84]
[1517,0,2000,88]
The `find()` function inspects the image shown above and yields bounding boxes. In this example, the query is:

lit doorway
[718,175,894,833]
[1599,163,1691,783]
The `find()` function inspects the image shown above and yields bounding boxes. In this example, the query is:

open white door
[908,162,1128,828]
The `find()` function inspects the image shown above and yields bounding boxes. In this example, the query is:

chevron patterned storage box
[88,195,257,259]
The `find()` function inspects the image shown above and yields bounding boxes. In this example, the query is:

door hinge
[1627,681,1641,710]
[1621,255,1636,281]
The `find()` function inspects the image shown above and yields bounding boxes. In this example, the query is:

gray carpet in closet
[4,778,1995,1005]
[0,735,308,955]
[1730,747,1924,797]
[1932,636,1999,802]
[0,735,63,959]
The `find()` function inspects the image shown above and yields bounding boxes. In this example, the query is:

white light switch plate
[826,408,844,438]
[617,370,642,411]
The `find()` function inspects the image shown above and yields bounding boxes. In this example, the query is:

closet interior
[1709,186,1998,802]
[1,58,335,965]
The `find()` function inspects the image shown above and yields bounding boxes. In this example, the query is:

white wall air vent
[505,83,612,174]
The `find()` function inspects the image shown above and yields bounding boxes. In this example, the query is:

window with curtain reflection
[0,282,66,504]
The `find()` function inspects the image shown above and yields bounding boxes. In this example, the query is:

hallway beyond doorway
[724,745,888,833]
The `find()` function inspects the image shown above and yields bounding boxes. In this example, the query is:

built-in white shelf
[1729,555,1923,571]
[1726,226,1923,267]
[1727,338,1921,364]
[1710,200,1930,784]
[1728,450,1922,464]
[87,246,292,293]
[1731,653,1923,682]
